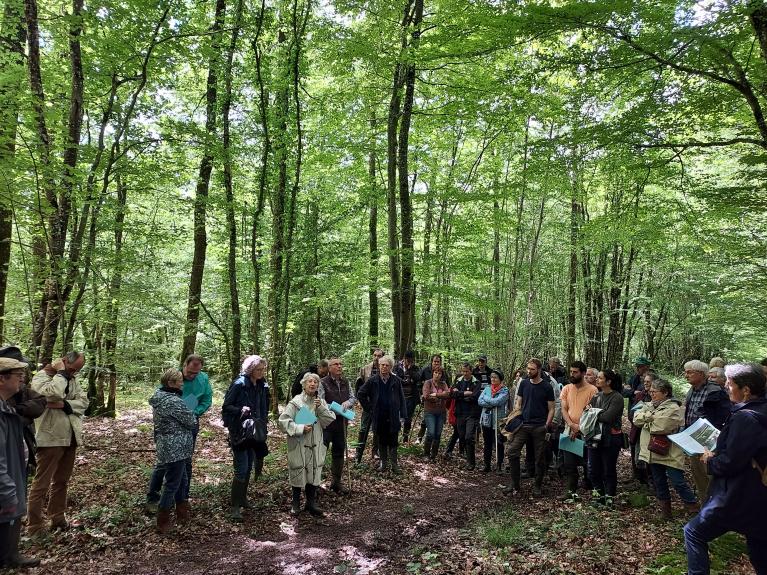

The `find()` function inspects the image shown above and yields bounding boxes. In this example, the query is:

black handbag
[231,416,267,448]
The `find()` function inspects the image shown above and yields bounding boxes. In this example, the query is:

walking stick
[408,402,422,444]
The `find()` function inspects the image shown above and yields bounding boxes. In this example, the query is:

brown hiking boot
[659,499,672,520]
[156,509,173,534]
[176,501,192,524]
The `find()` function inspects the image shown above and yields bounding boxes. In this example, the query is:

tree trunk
[395,0,423,357]
[250,0,269,354]
[368,114,379,350]
[222,0,243,378]
[180,0,225,361]
[0,0,26,344]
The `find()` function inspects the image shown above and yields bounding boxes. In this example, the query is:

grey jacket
[149,387,196,465]
[0,399,26,521]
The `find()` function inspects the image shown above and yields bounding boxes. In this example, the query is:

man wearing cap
[354,348,384,464]
[394,351,421,443]
[0,356,40,568]
[27,351,89,537]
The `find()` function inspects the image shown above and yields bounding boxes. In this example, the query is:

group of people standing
[2,343,767,575]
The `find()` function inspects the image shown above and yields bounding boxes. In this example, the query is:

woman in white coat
[279,372,336,516]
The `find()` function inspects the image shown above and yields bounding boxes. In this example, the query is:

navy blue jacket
[451,376,482,418]
[699,398,767,537]
[222,375,270,430]
[357,374,407,434]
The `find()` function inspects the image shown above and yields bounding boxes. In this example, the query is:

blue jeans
[233,448,256,482]
[684,514,767,575]
[650,463,697,504]
[424,412,445,443]
[147,422,198,503]
[158,459,188,511]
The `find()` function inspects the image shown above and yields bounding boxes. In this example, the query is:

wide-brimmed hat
[633,356,652,366]
[0,357,28,371]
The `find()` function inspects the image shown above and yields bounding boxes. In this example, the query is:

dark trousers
[587,443,621,497]
[148,422,198,503]
[158,459,188,511]
[509,424,547,487]
[456,415,479,466]
[685,515,767,575]
[481,426,505,469]
[563,449,586,493]
[323,424,347,458]
[445,425,460,454]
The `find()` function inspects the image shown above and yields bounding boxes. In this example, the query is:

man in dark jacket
[684,363,767,575]
[473,355,493,389]
[354,349,384,464]
[321,357,356,493]
[683,359,732,501]
[0,357,40,568]
[450,363,482,470]
[394,350,421,443]
[357,356,406,473]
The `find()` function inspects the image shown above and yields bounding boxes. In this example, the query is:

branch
[635,137,767,150]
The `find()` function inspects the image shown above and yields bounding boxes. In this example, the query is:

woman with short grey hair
[357,354,407,473]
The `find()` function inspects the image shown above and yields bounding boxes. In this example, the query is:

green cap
[633,356,652,366]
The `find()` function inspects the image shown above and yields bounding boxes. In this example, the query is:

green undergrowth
[646,530,747,574]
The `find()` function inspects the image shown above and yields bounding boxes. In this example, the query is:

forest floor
[18,407,755,575]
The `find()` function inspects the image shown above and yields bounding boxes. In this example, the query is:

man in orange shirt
[559,360,597,500]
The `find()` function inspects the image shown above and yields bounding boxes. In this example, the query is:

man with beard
[559,361,597,500]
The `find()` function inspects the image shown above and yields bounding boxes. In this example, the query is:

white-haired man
[683,359,731,502]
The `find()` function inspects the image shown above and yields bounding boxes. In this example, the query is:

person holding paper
[683,359,731,502]
[222,355,271,521]
[320,357,356,494]
[357,356,407,473]
[279,373,336,516]
[558,361,597,501]
[684,363,767,575]
[148,369,197,533]
[635,379,698,520]
[146,354,212,514]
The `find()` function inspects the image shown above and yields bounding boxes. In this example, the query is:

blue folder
[558,433,585,457]
[329,401,355,421]
[295,406,318,425]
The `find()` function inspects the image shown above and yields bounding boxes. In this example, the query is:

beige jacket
[634,398,686,470]
[278,393,336,488]
[31,370,89,447]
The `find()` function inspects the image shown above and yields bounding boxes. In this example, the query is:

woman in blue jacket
[222,355,270,521]
[478,369,509,473]
[684,363,767,575]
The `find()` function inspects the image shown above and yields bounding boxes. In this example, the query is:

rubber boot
[423,438,433,459]
[229,478,247,522]
[330,457,348,494]
[659,499,673,520]
[0,521,40,568]
[465,443,476,470]
[305,484,325,517]
[377,446,389,472]
[156,508,173,534]
[430,440,439,462]
[390,446,401,475]
[241,474,252,510]
[355,430,368,464]
[176,500,192,524]
[290,487,302,516]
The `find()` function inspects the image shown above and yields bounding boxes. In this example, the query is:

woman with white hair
[278,373,336,517]
[222,355,271,521]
